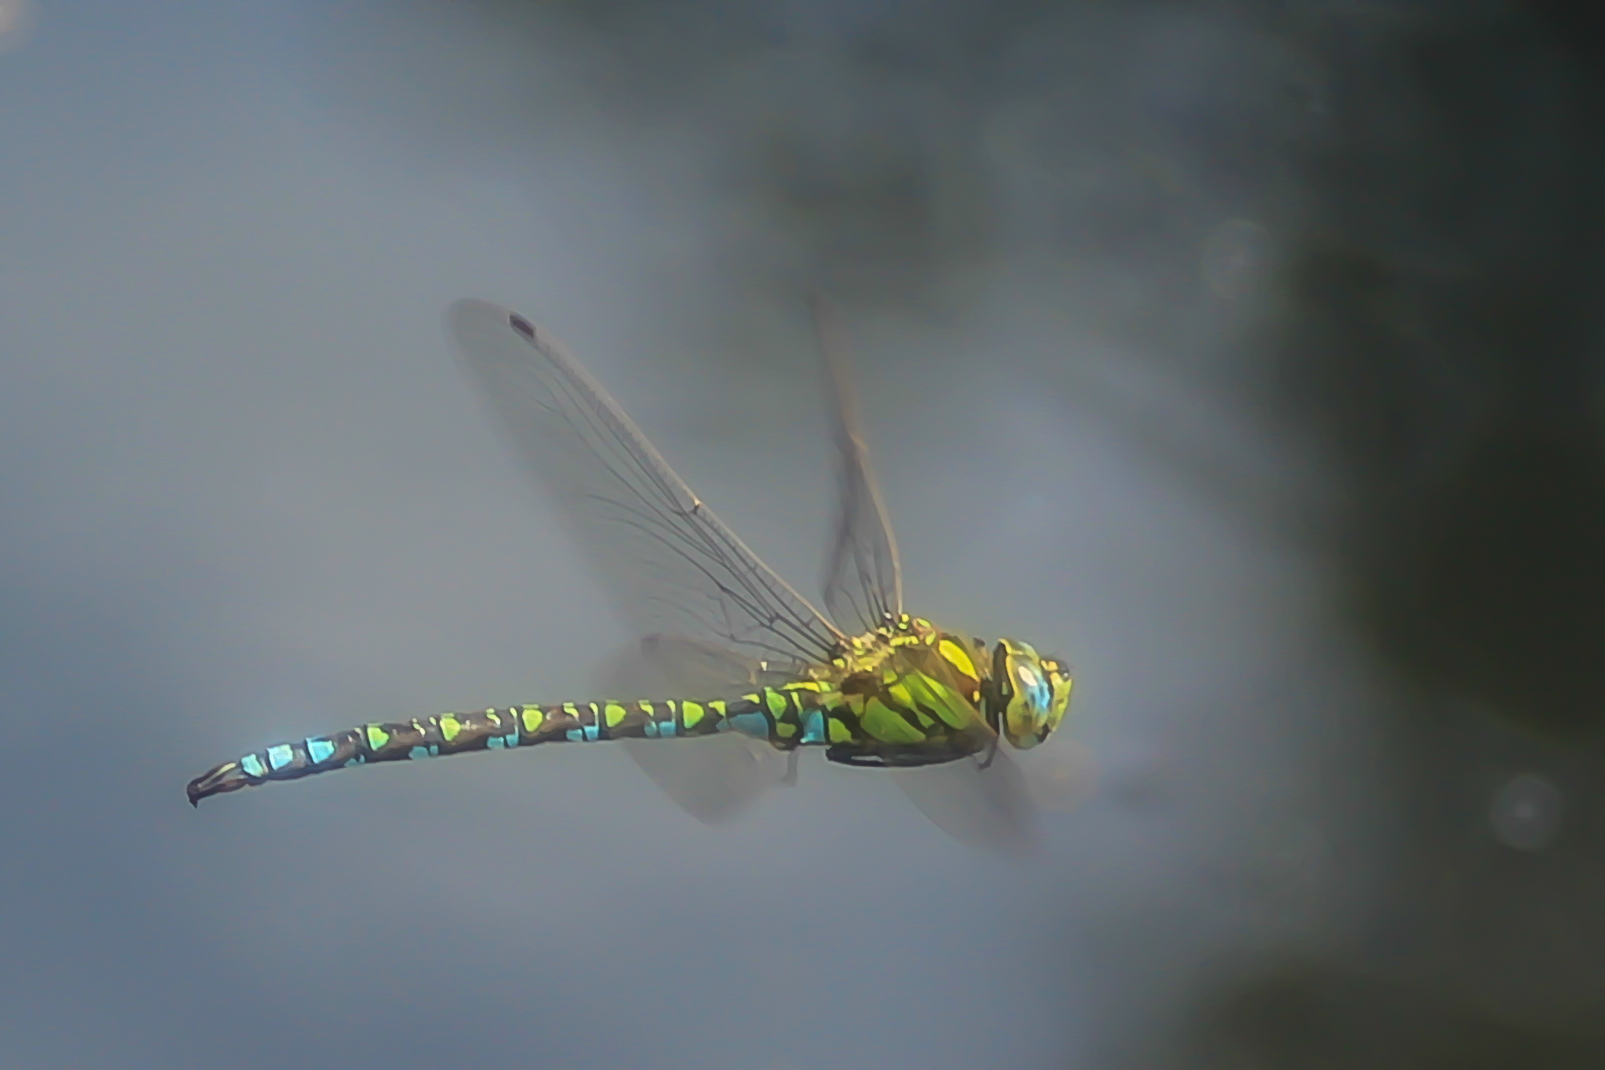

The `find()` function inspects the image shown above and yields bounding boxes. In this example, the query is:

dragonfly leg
[781,748,799,787]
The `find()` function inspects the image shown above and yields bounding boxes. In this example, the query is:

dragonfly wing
[893,738,1099,853]
[593,634,792,824]
[1016,737,1100,815]
[809,294,903,634]
[448,299,845,667]
[621,735,791,824]
[637,633,803,696]
[889,751,1039,856]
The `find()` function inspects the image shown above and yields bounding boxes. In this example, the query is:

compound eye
[1013,661,1049,713]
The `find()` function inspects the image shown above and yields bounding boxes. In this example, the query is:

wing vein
[448,299,845,667]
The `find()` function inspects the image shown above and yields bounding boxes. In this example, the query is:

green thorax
[784,614,992,752]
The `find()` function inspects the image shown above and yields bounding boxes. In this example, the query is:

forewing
[889,753,1039,856]
[448,299,844,667]
[625,633,795,823]
[592,636,790,824]
[625,735,792,824]
[809,294,903,634]
[637,633,802,696]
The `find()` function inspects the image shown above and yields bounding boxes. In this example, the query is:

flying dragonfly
[187,296,1075,851]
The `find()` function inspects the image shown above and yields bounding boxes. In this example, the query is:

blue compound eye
[1014,662,1050,713]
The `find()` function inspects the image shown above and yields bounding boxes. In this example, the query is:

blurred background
[2,1,1602,1066]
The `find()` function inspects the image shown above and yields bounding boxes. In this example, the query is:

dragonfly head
[986,638,1073,749]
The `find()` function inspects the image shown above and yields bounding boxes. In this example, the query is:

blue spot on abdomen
[728,712,769,739]
[306,737,336,764]
[266,744,294,771]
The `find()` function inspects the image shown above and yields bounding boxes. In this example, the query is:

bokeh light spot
[1201,218,1272,301]
[1489,773,1563,851]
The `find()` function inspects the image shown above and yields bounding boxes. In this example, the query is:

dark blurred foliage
[1187,961,1605,1069]
[1103,9,1605,1066]
[318,0,1605,1063]
[1137,3,1605,1060]
[1256,9,1605,742]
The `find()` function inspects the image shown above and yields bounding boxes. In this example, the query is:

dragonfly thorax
[833,613,929,665]
[830,615,1073,751]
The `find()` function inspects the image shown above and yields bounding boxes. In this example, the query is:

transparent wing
[592,635,791,824]
[808,302,1038,851]
[626,736,792,824]
[637,633,804,696]
[1015,738,1100,815]
[809,293,903,634]
[889,753,1039,856]
[448,299,845,667]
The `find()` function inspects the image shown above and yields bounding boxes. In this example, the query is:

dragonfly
[187,296,1074,849]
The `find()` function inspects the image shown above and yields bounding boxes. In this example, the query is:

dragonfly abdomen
[186,688,830,806]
